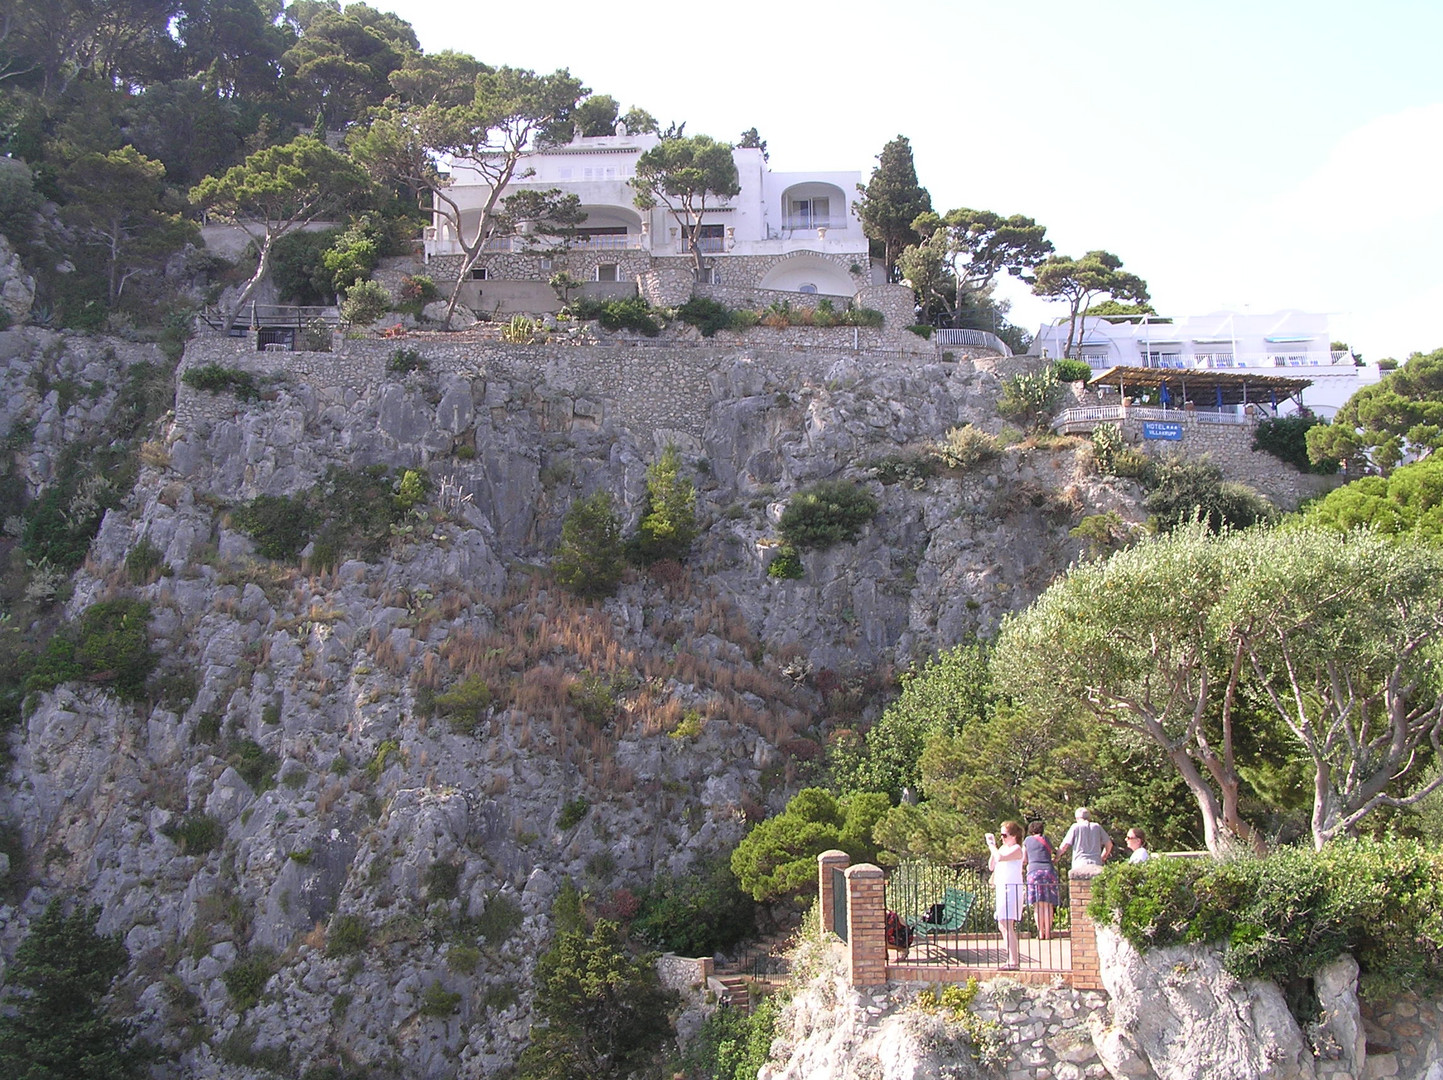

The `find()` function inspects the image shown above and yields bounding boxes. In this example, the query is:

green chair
[906,886,976,956]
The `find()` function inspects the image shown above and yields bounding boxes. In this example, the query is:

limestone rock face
[0,233,34,322]
[1095,927,1316,1080]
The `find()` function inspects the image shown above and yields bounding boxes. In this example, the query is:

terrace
[1053,366,1314,435]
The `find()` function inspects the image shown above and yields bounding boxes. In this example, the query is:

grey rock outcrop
[1094,926,1316,1080]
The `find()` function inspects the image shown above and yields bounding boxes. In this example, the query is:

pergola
[1085,366,1313,411]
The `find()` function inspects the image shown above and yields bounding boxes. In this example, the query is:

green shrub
[1144,457,1276,534]
[387,347,425,375]
[400,274,439,303]
[553,490,625,598]
[1089,839,1443,1000]
[906,323,934,339]
[223,950,277,1010]
[325,914,370,957]
[322,221,382,297]
[231,494,314,559]
[226,737,279,792]
[338,279,390,325]
[574,673,624,727]
[1253,414,1338,474]
[997,368,1064,429]
[161,814,224,855]
[767,544,804,579]
[633,859,755,956]
[435,674,492,735]
[217,1025,290,1072]
[682,992,781,1080]
[869,453,937,489]
[1052,358,1093,383]
[27,599,156,702]
[393,469,428,513]
[569,296,661,336]
[778,480,879,550]
[124,539,169,584]
[182,364,260,401]
[447,945,482,974]
[473,894,524,946]
[558,796,590,831]
[424,861,462,903]
[366,739,401,779]
[676,296,735,337]
[481,982,519,1011]
[932,425,1001,470]
[418,982,462,1018]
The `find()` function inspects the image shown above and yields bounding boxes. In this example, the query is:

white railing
[1084,350,1356,371]
[574,234,645,250]
[934,328,1012,356]
[781,216,835,230]
[1053,405,1256,431]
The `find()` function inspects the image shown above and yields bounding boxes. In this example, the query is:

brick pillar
[845,863,888,988]
[1069,868,1104,991]
[817,850,849,939]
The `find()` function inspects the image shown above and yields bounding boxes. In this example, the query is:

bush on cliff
[1088,838,1443,999]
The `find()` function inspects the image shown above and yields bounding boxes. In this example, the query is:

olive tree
[994,524,1443,853]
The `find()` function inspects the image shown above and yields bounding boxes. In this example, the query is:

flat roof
[1086,365,1313,405]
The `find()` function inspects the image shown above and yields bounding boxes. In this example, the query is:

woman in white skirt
[986,820,1025,970]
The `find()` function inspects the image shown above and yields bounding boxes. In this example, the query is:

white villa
[422,133,878,315]
[1031,309,1380,417]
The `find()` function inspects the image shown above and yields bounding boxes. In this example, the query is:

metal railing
[1081,350,1356,371]
[1053,404,1257,431]
[933,328,1012,356]
[884,859,1071,973]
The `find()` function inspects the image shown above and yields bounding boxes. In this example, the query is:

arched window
[799,283,817,294]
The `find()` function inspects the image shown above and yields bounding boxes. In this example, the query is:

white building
[1031,309,1381,417]
[423,133,877,312]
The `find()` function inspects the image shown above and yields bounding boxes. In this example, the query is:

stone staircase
[708,925,801,1013]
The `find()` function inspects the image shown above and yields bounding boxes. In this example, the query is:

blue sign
[1142,421,1184,441]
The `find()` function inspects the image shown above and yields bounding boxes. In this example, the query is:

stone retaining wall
[178,332,943,440]
[1119,415,1341,510]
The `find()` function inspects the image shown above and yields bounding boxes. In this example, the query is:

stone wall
[1119,415,1341,510]
[1360,993,1443,1080]
[178,331,939,440]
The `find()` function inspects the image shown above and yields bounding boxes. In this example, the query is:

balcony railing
[1081,350,1356,370]
[1053,404,1256,432]
[781,216,835,231]
[934,328,1012,356]
[684,236,726,254]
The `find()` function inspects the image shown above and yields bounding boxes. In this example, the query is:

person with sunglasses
[1125,828,1150,864]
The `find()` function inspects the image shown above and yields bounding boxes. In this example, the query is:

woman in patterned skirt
[1024,820,1060,940]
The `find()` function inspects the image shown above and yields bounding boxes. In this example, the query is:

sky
[381,0,1443,361]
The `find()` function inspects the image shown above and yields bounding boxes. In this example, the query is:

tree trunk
[1166,745,1229,855]
[224,234,274,332]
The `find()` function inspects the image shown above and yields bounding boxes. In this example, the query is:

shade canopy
[1085,365,1312,407]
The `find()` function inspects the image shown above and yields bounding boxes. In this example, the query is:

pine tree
[0,899,145,1080]
[553,491,625,598]
[636,445,698,564]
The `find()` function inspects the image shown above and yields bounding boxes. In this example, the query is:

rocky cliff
[0,325,1138,1077]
